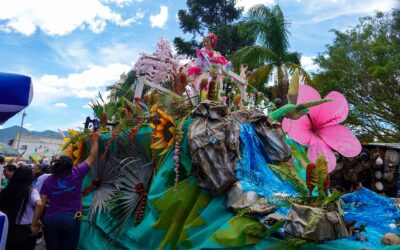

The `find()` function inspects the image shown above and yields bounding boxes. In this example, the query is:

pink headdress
[208,33,218,48]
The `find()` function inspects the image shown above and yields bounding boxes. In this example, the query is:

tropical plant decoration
[269,155,342,229]
[84,156,122,224]
[108,153,154,232]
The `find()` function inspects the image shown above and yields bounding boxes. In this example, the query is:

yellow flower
[150,108,175,155]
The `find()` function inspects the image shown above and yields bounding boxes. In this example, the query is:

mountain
[0,125,64,143]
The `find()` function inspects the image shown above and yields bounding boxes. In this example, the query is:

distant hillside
[0,125,64,143]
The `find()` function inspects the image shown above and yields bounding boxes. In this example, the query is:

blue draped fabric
[236,123,296,198]
[0,72,33,124]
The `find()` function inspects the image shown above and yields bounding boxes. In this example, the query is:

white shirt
[33,174,51,192]
[18,189,40,225]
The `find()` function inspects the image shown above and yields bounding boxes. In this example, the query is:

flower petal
[297,85,322,127]
[282,116,313,146]
[297,85,321,104]
[318,125,361,158]
[315,91,349,128]
[307,135,336,172]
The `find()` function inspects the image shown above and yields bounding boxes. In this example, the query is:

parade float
[62,37,400,249]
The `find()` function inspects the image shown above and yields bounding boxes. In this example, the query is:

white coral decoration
[134,38,186,85]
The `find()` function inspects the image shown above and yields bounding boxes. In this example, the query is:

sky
[0,0,398,132]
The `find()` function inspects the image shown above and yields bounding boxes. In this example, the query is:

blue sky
[0,0,398,131]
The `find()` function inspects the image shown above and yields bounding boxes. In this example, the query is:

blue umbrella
[0,72,33,124]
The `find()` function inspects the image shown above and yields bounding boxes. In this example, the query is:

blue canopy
[0,72,33,124]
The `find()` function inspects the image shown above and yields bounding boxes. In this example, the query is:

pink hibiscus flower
[282,85,361,172]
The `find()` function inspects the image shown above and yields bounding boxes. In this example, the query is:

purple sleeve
[76,162,90,179]
[40,179,48,196]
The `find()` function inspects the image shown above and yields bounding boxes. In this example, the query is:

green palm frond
[233,46,278,68]
[269,164,309,198]
[248,64,274,92]
[286,62,312,85]
[322,191,343,208]
[268,195,305,207]
[246,5,290,56]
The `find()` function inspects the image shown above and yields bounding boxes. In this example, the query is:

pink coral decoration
[282,85,362,172]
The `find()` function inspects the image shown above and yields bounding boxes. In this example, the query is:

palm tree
[106,70,137,102]
[234,4,310,105]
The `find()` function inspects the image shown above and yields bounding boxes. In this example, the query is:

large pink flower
[282,85,361,172]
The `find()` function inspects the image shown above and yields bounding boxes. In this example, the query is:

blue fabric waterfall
[236,123,296,198]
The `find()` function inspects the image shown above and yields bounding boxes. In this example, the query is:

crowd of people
[0,131,101,250]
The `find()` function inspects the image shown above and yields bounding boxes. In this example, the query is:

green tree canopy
[233,4,310,105]
[174,0,255,57]
[312,10,400,142]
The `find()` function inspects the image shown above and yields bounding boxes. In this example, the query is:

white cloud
[54,103,68,108]
[82,104,91,109]
[301,56,319,72]
[101,0,143,8]
[118,10,145,26]
[235,0,274,12]
[31,63,132,107]
[150,5,168,28]
[24,123,34,130]
[0,0,145,36]
[303,0,399,23]
[50,40,141,70]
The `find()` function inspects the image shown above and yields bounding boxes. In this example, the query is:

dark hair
[0,155,4,164]
[4,163,17,172]
[50,155,73,177]
[0,166,34,226]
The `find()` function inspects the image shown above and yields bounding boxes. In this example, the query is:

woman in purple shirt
[31,132,101,250]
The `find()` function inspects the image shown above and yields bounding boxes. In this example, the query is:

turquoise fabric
[77,124,400,250]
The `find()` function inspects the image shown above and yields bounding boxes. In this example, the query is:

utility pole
[16,110,27,153]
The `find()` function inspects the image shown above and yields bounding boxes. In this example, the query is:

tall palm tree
[106,70,137,102]
[234,4,310,105]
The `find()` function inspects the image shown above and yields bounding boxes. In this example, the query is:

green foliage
[89,92,121,122]
[269,164,342,208]
[106,70,137,102]
[265,237,309,250]
[234,5,310,105]
[312,10,400,142]
[174,0,255,57]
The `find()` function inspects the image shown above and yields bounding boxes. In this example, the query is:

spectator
[1,164,17,189]
[32,164,51,192]
[0,166,44,250]
[0,156,5,187]
[32,131,101,250]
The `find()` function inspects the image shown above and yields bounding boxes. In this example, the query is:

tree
[106,70,137,102]
[174,0,255,57]
[233,4,310,105]
[312,10,400,142]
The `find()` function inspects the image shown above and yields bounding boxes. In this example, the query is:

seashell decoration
[375,157,384,166]
[375,181,384,191]
[375,171,382,180]
[385,149,400,167]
